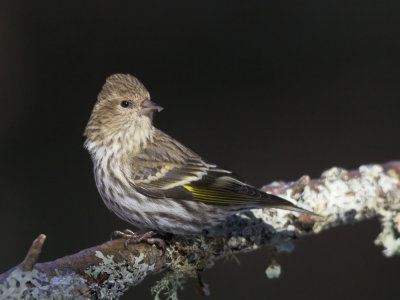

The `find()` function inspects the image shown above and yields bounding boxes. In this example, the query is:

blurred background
[1,1,400,299]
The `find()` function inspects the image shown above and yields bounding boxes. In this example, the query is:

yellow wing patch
[183,184,253,205]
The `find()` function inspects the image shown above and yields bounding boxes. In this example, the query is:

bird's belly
[105,193,229,234]
[94,172,229,234]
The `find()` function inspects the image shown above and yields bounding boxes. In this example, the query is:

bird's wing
[130,130,317,215]
[129,130,257,205]
[131,159,265,206]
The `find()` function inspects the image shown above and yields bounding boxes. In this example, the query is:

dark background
[1,1,400,299]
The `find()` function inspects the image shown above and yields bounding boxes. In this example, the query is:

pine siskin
[84,74,317,247]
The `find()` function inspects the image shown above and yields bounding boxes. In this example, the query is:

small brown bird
[84,74,317,247]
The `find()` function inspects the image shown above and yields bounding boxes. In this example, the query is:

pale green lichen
[0,267,88,300]
[285,164,400,256]
[151,273,186,300]
[84,251,155,298]
[0,268,43,300]
[265,263,281,279]
[151,230,244,299]
[375,211,400,257]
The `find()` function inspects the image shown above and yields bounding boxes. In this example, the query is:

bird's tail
[261,193,320,217]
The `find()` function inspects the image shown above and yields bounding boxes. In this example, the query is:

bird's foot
[111,229,167,252]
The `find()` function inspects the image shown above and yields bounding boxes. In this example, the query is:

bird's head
[84,74,163,149]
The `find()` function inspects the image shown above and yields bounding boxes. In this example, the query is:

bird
[84,74,318,248]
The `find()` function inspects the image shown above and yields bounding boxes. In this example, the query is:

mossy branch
[1,161,400,299]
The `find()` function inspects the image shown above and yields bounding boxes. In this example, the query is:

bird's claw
[111,229,167,254]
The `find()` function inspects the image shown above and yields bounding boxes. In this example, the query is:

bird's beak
[140,99,163,116]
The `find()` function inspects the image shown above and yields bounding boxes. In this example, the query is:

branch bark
[1,162,400,299]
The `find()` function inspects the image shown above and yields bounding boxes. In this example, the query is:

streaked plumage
[84,74,317,235]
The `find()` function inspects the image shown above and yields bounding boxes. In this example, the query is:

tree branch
[1,162,400,299]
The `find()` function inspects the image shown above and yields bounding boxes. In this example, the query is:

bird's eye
[120,100,130,108]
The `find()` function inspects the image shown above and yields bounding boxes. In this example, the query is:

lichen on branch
[1,162,400,299]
